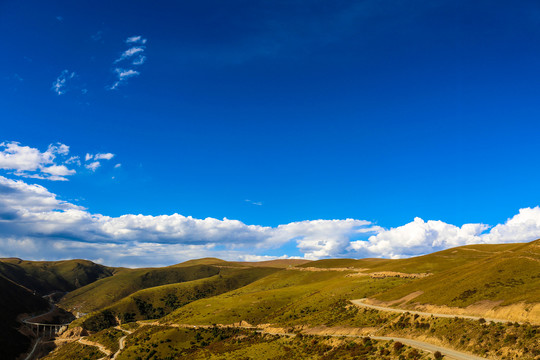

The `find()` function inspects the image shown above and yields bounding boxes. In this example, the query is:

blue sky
[2,0,540,266]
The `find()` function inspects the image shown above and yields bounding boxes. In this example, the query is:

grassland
[114,325,433,360]
[377,312,540,359]
[374,240,540,309]
[163,269,409,326]
[60,264,223,312]
[78,267,279,331]
[11,240,540,360]
[41,341,104,360]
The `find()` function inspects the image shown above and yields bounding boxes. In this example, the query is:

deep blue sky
[2,0,540,232]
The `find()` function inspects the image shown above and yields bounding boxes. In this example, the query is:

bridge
[23,319,70,337]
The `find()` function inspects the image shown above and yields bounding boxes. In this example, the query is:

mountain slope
[0,258,116,295]
[373,240,540,311]
[60,264,223,313]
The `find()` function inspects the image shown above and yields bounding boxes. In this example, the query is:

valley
[2,240,539,359]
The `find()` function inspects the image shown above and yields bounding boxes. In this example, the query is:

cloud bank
[0,175,539,267]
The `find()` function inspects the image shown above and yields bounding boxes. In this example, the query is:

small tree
[434,350,444,359]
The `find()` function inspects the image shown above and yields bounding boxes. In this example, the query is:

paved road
[351,298,512,324]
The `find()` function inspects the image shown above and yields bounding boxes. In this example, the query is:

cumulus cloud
[0,142,76,181]
[1,174,540,267]
[0,176,382,266]
[51,70,75,95]
[0,142,116,180]
[351,218,489,258]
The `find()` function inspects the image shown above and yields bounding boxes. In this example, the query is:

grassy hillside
[60,264,223,313]
[0,274,49,360]
[79,267,279,331]
[47,325,432,360]
[374,240,540,307]
[163,269,408,326]
[0,258,116,295]
[301,242,522,274]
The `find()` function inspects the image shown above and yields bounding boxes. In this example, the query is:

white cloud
[0,142,76,181]
[0,142,116,180]
[51,70,75,95]
[351,218,489,259]
[245,199,263,206]
[94,153,115,160]
[115,47,145,63]
[109,36,147,90]
[114,163,122,168]
[132,56,146,65]
[110,69,140,90]
[85,161,101,172]
[65,156,80,165]
[126,35,147,44]
[1,174,539,267]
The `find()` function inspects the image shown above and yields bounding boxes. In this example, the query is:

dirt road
[351,298,512,324]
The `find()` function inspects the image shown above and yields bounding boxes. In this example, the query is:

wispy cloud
[245,199,263,206]
[85,161,101,172]
[109,36,147,90]
[115,47,145,63]
[91,31,103,42]
[51,70,75,95]
[84,152,116,171]
[126,35,147,44]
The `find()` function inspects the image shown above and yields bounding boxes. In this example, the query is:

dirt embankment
[364,293,540,324]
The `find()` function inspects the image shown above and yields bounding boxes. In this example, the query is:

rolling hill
[0,258,116,295]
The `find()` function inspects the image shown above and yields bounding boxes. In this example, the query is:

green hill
[60,264,223,313]
[301,242,521,274]
[373,240,540,308]
[0,258,116,295]
[78,267,279,331]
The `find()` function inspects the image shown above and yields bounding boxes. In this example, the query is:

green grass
[86,328,125,353]
[163,269,409,326]
[114,325,432,360]
[42,341,104,360]
[377,311,540,359]
[78,267,279,331]
[60,264,223,312]
[302,242,523,274]
[374,240,540,306]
